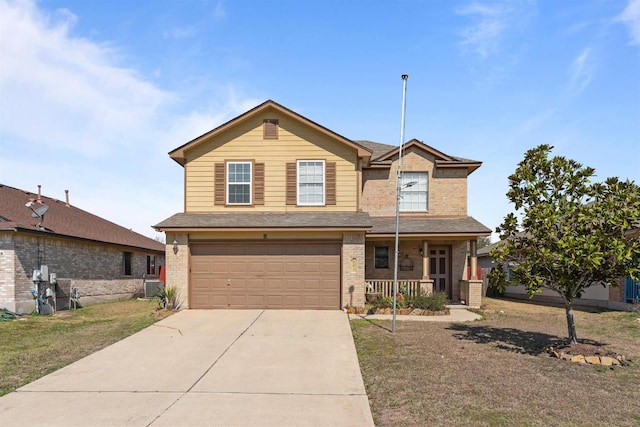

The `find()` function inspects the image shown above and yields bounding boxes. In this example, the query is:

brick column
[461,280,482,308]
[166,233,189,309]
[342,232,365,308]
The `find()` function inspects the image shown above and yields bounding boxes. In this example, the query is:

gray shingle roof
[368,216,491,235]
[155,212,372,229]
[355,140,396,160]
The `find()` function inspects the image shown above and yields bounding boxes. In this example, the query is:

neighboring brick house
[155,100,490,310]
[0,184,165,314]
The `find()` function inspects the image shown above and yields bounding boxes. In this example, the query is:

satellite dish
[31,204,49,218]
[25,203,49,229]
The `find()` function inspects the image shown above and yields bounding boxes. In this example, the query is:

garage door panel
[248,262,266,273]
[267,262,284,274]
[246,278,265,291]
[283,278,302,290]
[302,279,321,290]
[190,242,341,309]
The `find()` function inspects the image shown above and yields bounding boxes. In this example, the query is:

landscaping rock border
[544,345,629,367]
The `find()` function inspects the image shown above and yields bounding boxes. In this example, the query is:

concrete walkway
[0,310,374,427]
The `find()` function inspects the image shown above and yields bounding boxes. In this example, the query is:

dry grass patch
[0,299,165,396]
[351,297,640,427]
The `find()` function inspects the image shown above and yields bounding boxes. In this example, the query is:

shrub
[155,286,180,310]
[409,291,448,311]
[368,296,407,309]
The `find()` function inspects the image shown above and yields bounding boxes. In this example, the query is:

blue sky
[1,0,639,240]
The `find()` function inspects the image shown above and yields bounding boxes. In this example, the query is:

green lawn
[0,299,163,396]
[352,297,640,426]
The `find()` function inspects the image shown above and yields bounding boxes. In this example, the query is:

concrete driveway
[0,310,374,427]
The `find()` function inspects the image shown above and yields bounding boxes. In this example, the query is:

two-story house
[155,100,490,310]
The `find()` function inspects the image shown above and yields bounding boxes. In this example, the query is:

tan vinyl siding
[184,110,359,212]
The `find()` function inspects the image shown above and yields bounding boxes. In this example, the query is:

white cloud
[456,0,535,59]
[163,26,196,39]
[569,47,594,94]
[0,0,173,157]
[0,0,256,237]
[517,108,556,135]
[213,1,226,21]
[618,0,640,45]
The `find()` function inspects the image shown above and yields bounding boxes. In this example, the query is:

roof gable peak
[374,139,454,162]
[168,100,371,165]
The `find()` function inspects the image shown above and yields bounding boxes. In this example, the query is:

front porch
[364,238,483,308]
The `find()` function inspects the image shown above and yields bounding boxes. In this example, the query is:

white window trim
[297,160,325,206]
[399,171,428,212]
[226,161,252,205]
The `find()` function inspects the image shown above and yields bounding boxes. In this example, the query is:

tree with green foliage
[489,145,640,344]
[477,236,492,249]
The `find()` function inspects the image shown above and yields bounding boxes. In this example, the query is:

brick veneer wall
[0,234,16,312]
[364,238,468,302]
[1,232,163,314]
[361,148,468,217]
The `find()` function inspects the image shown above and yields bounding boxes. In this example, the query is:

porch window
[122,252,132,276]
[375,246,389,269]
[400,172,428,211]
[298,160,325,205]
[146,255,156,276]
[227,162,252,204]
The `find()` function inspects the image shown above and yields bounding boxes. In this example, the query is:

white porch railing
[365,280,421,298]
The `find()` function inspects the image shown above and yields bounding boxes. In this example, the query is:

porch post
[419,241,433,295]
[470,239,478,280]
[422,241,429,279]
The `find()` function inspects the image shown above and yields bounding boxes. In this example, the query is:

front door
[429,246,450,298]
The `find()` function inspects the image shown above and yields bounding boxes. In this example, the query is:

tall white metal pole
[392,74,409,333]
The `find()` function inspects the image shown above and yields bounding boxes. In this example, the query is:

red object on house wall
[467,266,482,280]
[158,265,166,284]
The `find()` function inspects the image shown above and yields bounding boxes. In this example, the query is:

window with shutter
[227,162,252,205]
[297,160,325,206]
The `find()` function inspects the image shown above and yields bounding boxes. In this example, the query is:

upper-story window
[399,172,428,211]
[298,160,325,205]
[227,162,252,204]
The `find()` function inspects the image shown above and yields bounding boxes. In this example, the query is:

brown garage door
[190,242,341,309]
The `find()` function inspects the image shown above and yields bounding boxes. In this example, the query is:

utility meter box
[40,265,49,282]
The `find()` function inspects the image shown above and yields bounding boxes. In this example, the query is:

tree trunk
[565,303,578,344]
